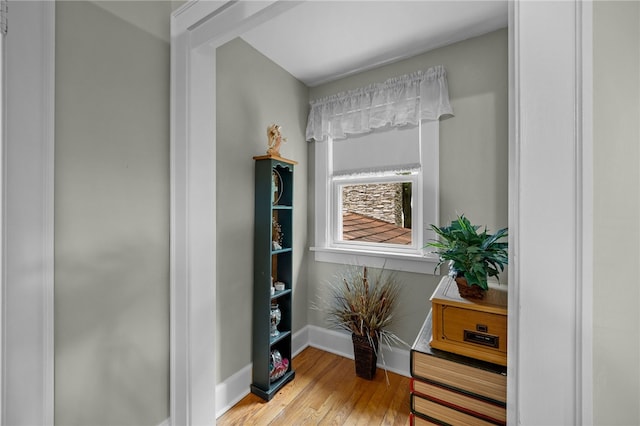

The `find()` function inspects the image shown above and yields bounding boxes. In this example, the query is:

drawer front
[441,306,507,354]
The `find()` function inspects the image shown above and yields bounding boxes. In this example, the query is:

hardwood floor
[217,346,411,425]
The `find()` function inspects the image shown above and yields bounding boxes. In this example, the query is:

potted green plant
[426,215,508,299]
[324,266,405,380]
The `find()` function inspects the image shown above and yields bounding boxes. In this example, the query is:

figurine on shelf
[270,350,289,382]
[272,217,284,250]
[266,124,286,157]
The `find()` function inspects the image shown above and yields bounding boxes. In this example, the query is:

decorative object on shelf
[426,214,508,300]
[270,302,281,337]
[271,169,283,205]
[272,217,283,250]
[269,350,289,382]
[321,266,406,381]
[266,124,286,157]
[274,282,285,292]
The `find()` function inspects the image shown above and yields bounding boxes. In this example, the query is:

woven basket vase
[454,275,486,300]
[351,333,378,380]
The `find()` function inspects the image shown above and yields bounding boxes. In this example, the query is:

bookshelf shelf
[271,289,292,300]
[269,330,291,346]
[271,247,292,255]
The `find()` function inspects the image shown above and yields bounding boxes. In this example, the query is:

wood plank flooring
[217,346,411,425]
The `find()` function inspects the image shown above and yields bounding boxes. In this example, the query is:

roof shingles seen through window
[342,212,411,245]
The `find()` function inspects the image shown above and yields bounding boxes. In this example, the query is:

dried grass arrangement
[322,266,407,380]
[326,266,400,340]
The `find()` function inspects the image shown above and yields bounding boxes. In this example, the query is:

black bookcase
[250,154,297,400]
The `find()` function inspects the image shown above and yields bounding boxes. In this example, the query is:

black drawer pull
[464,330,499,348]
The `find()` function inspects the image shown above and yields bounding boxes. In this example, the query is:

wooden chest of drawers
[430,276,507,366]
[409,310,507,425]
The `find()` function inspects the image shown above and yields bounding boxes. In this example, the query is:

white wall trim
[43,3,56,422]
[214,326,309,419]
[307,325,410,378]
[215,363,252,419]
[170,2,301,424]
[506,2,520,423]
[0,14,4,425]
[509,1,592,424]
[1,1,55,425]
[578,1,594,424]
[312,247,439,275]
[292,324,309,357]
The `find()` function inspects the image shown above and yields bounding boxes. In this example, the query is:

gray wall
[216,38,309,383]
[55,2,172,424]
[593,2,640,424]
[307,29,509,346]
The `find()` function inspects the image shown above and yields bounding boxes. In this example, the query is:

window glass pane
[340,182,412,245]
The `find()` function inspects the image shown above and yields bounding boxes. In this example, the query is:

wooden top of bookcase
[253,154,298,165]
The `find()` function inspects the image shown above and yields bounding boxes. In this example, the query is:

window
[312,121,440,273]
[339,179,414,246]
[306,66,452,273]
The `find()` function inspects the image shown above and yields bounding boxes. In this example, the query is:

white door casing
[170,1,301,424]
[508,1,593,424]
[171,0,593,424]
[1,1,55,425]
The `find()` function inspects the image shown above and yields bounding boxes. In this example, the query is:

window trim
[311,120,441,274]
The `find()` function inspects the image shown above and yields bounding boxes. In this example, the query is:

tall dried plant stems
[326,266,402,344]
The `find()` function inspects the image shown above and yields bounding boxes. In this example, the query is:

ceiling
[241,1,508,87]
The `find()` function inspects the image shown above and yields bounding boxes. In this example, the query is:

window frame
[332,173,420,254]
[311,120,441,274]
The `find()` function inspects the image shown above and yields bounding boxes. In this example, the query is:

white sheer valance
[305,65,453,142]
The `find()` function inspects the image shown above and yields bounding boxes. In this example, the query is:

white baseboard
[215,362,253,418]
[306,325,410,378]
[307,325,353,358]
[292,325,309,357]
[214,325,410,419]
[214,327,310,419]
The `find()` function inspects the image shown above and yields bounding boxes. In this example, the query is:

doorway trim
[170,1,593,424]
[170,2,301,424]
[1,1,55,425]
[507,1,593,424]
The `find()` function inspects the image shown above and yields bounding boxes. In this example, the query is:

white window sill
[309,246,440,274]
